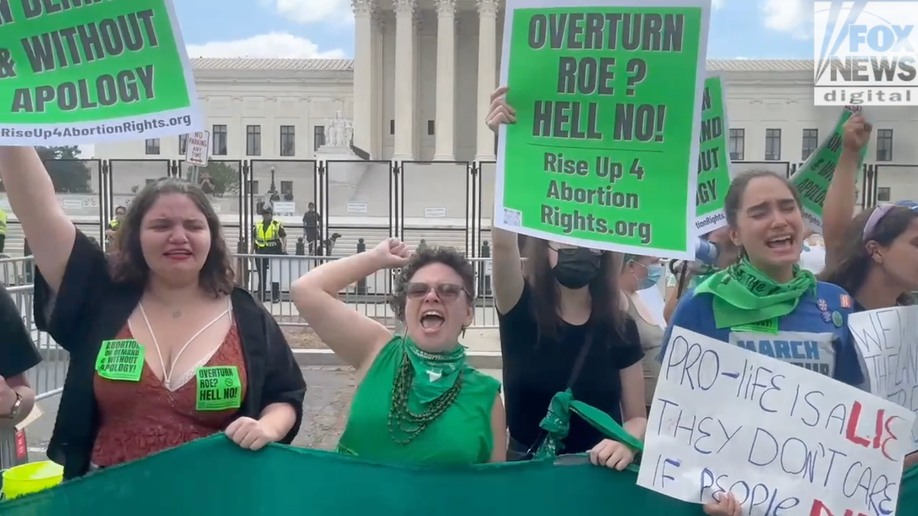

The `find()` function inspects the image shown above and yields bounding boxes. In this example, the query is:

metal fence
[0,157,902,262]
[2,281,66,403]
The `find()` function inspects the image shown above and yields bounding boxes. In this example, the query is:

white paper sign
[272,201,296,216]
[849,306,918,453]
[185,131,210,167]
[638,326,915,516]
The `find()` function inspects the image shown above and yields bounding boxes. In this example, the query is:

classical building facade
[93,0,918,206]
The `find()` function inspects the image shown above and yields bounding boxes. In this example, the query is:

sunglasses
[862,201,918,241]
[405,282,469,301]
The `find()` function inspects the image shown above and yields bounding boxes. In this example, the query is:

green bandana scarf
[693,257,817,329]
[404,338,466,408]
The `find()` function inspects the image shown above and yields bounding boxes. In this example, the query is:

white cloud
[186,32,347,59]
[268,0,353,25]
[761,0,813,39]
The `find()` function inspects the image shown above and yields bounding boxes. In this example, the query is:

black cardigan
[34,231,306,479]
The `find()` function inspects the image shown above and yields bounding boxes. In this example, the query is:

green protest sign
[496,0,710,259]
[789,107,868,234]
[694,75,731,236]
[0,0,202,145]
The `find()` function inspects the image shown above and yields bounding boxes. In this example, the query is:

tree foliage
[197,161,239,196]
[37,146,93,193]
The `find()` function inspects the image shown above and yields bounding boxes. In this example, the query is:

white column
[475,0,499,161]
[351,0,375,155]
[433,0,457,161]
[392,0,416,160]
[371,18,384,158]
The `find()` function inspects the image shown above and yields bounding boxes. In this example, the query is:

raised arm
[486,86,526,313]
[823,116,870,268]
[0,148,75,291]
[291,238,409,371]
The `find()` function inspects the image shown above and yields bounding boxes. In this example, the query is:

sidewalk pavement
[292,328,503,369]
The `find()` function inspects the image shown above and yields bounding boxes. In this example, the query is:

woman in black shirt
[487,88,646,469]
[0,284,40,417]
[0,147,305,479]
[0,284,41,469]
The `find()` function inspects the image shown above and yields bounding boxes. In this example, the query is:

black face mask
[551,248,601,289]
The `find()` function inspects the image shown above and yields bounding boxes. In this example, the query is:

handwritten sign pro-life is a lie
[849,306,918,454]
[637,327,915,516]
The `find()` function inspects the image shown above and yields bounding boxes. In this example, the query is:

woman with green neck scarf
[291,239,505,464]
[656,171,866,515]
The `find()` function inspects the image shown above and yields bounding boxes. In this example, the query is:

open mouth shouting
[765,234,797,256]
[420,309,445,333]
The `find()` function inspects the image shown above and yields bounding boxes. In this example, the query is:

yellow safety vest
[0,209,7,236]
[255,220,281,248]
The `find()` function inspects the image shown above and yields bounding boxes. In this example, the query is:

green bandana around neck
[693,257,817,329]
[403,337,467,408]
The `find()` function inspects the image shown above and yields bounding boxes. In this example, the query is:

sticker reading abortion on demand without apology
[639,326,915,516]
[0,0,202,145]
[693,75,731,235]
[494,0,710,259]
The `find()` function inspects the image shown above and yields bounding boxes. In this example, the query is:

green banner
[0,0,201,145]
[789,107,868,234]
[2,435,917,515]
[496,1,709,259]
[693,75,731,236]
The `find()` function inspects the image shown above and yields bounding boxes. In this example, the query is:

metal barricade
[0,285,65,472]
[5,285,67,402]
[0,257,34,287]
[232,253,506,330]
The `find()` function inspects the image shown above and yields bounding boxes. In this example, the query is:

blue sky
[174,0,816,60]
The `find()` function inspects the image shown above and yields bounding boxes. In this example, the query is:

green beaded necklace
[388,345,465,445]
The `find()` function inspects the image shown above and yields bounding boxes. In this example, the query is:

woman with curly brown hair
[291,239,505,464]
[0,147,306,480]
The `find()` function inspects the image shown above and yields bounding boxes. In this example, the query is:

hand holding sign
[703,492,741,516]
[842,115,872,152]
[486,86,516,133]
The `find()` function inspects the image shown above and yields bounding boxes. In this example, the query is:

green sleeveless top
[336,336,501,465]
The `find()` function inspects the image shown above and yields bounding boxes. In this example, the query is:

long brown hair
[522,238,625,344]
[819,206,918,305]
[109,178,234,296]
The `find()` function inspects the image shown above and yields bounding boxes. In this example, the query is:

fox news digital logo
[814,1,918,105]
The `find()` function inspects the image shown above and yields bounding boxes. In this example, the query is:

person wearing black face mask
[490,231,647,466]
[552,246,603,289]
[487,87,646,469]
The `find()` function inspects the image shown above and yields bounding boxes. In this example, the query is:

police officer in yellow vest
[0,206,7,254]
[252,205,286,302]
[104,206,127,249]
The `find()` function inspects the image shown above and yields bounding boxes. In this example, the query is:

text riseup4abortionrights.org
[0,115,193,140]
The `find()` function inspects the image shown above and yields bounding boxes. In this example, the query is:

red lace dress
[91,324,248,467]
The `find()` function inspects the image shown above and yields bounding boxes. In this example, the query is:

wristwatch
[0,392,22,420]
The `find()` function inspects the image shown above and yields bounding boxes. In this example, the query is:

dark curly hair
[109,178,234,296]
[389,246,475,322]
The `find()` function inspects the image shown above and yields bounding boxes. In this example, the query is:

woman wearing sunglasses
[291,238,504,464]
